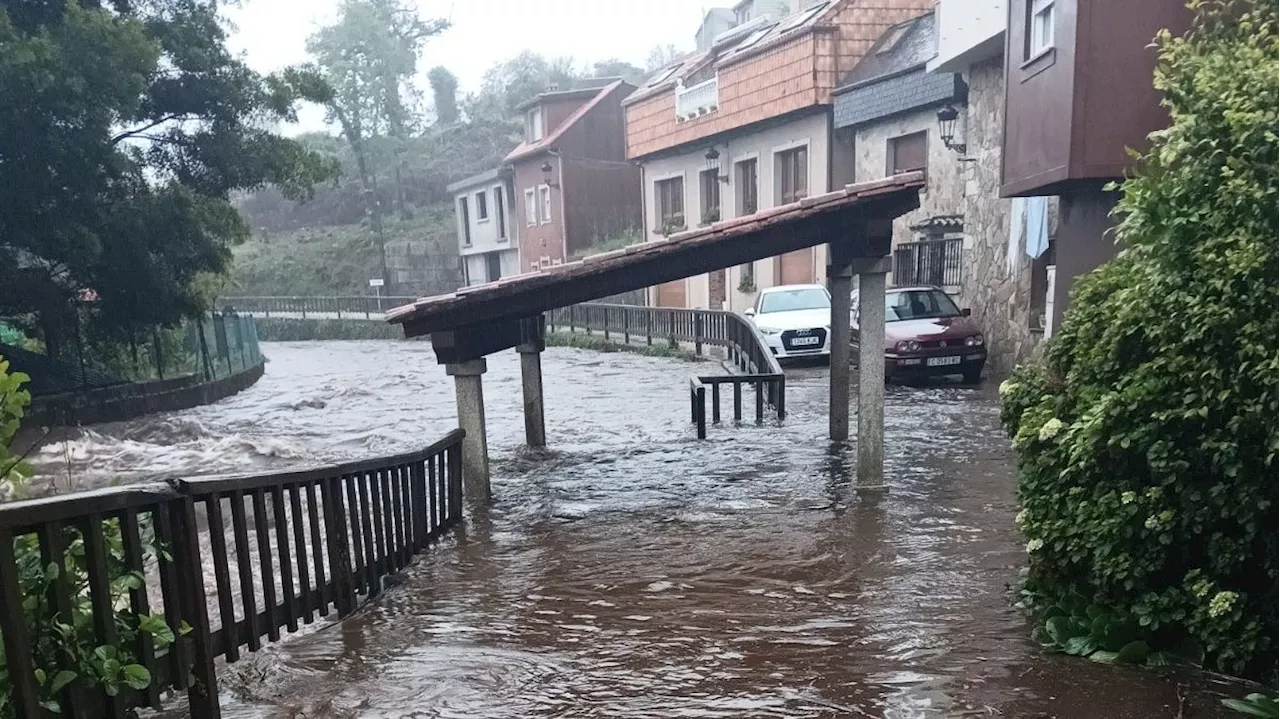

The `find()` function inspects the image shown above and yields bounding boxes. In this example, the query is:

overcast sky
[224,0,711,134]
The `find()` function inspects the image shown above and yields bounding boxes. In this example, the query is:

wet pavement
[33,341,1247,717]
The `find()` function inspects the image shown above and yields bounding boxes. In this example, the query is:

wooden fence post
[323,476,357,617]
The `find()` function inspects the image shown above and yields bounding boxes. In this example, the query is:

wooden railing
[0,430,464,718]
[222,296,418,319]
[546,303,785,435]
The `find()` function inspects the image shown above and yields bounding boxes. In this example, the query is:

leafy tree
[645,43,685,71]
[1000,0,1278,679]
[428,65,459,125]
[0,0,337,358]
[308,0,447,226]
[591,58,647,85]
[467,51,580,120]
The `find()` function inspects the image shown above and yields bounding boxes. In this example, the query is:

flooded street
[36,341,1243,717]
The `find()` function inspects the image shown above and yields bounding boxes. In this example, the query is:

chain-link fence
[189,313,262,381]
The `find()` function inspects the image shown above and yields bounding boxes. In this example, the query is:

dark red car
[851,286,987,383]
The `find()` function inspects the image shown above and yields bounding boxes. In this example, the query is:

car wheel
[962,366,983,384]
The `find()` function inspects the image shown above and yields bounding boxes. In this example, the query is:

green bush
[0,355,31,498]
[1000,0,1277,680]
[0,358,184,715]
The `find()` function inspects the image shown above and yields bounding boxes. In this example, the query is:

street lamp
[704,146,729,183]
[541,161,559,188]
[936,105,966,155]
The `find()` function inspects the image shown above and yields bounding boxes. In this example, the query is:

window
[526,108,543,142]
[699,169,721,224]
[524,188,537,226]
[1027,0,1055,58]
[461,256,470,285]
[887,131,927,177]
[475,191,488,221]
[884,288,962,322]
[486,252,502,282]
[539,185,553,224]
[458,196,471,245]
[647,65,680,86]
[759,287,830,314]
[776,146,808,204]
[655,176,684,231]
[733,27,772,54]
[736,158,758,215]
[892,237,963,287]
[494,187,507,240]
[778,2,826,32]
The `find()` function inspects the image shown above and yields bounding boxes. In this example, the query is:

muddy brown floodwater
[33,341,1251,718]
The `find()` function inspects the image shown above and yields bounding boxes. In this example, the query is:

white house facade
[638,110,832,311]
[447,168,520,288]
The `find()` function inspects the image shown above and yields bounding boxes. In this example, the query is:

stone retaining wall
[24,361,265,428]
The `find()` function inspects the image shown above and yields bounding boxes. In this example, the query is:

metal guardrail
[0,430,464,718]
[222,296,419,319]
[546,303,785,436]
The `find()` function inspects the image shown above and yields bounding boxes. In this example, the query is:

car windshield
[759,287,830,314]
[884,289,961,321]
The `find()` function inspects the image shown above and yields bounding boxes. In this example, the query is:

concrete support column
[827,262,854,441]
[854,257,890,489]
[516,342,546,448]
[446,359,490,502]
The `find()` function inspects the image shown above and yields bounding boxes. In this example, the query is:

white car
[744,284,833,360]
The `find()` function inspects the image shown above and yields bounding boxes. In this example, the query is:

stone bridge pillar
[446,359,490,502]
[853,256,890,489]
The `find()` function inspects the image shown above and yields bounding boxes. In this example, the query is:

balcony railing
[893,238,964,288]
[675,77,719,120]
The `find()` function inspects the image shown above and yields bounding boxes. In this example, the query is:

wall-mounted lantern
[936,105,967,155]
[541,161,559,188]
[704,147,730,183]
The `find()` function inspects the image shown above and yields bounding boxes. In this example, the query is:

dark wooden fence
[222,296,418,319]
[547,303,785,436]
[0,429,464,719]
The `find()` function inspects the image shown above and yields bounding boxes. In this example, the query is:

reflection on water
[38,341,1245,718]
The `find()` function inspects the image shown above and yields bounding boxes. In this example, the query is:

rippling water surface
[34,341,1245,717]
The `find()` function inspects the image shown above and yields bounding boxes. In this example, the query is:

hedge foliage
[1000,0,1277,680]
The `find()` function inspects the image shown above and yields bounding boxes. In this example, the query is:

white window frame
[474,190,489,222]
[734,152,760,217]
[493,185,507,240]
[1029,0,1055,58]
[527,108,543,142]
[771,139,811,206]
[538,184,553,225]
[651,170,686,232]
[524,188,537,227]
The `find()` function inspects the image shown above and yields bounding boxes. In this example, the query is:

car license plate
[791,336,820,346]
[927,355,962,367]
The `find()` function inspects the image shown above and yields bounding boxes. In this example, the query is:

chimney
[547,83,559,92]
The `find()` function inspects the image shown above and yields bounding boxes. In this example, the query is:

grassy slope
[229,205,455,297]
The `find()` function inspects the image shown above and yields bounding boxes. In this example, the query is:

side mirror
[744,308,755,317]
[960,308,972,317]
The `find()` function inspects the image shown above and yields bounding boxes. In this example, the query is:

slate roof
[836,11,935,89]
[832,11,967,129]
[624,0,837,106]
[386,172,925,335]
[445,167,504,194]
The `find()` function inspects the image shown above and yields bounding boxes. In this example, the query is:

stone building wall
[959,56,1048,375]
[384,236,460,298]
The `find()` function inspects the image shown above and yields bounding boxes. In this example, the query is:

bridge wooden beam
[396,187,919,339]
